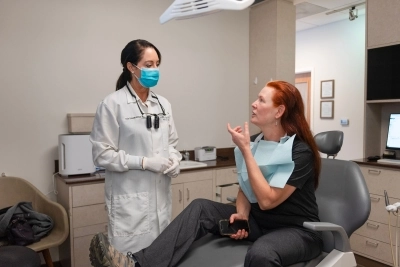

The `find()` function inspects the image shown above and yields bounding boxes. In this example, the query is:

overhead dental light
[160,0,255,24]
[348,6,358,21]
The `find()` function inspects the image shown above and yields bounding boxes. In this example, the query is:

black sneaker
[89,232,136,267]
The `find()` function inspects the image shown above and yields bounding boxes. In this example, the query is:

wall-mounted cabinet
[367,0,400,49]
[364,0,400,159]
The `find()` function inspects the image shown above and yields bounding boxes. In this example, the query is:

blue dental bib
[234,133,296,203]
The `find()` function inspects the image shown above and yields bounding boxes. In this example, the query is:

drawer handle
[232,169,238,174]
[370,196,380,202]
[105,224,108,232]
[367,222,379,229]
[366,240,379,247]
[187,188,190,201]
[368,169,381,175]
[179,190,182,203]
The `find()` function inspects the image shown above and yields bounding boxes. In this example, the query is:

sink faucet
[182,150,190,161]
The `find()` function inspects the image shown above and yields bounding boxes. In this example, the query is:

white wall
[296,15,366,160]
[0,0,249,194]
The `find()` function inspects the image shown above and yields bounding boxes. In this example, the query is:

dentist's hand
[227,122,250,151]
[163,158,180,178]
[143,157,172,173]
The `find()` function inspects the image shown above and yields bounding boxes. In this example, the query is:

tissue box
[195,146,216,161]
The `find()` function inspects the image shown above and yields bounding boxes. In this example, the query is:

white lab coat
[90,84,182,254]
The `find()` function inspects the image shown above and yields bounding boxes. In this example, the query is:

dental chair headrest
[314,131,344,158]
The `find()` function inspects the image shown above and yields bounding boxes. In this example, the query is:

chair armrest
[303,222,351,252]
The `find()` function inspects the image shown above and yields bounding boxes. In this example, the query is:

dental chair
[177,131,370,267]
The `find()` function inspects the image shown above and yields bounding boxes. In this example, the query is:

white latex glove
[163,158,180,178]
[143,157,172,173]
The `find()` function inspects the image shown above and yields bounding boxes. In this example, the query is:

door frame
[295,68,314,131]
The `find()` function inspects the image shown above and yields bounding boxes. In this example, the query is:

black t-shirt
[248,134,320,232]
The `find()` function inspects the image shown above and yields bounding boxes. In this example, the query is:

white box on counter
[195,146,216,161]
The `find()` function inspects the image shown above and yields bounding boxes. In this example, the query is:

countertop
[352,158,400,170]
[58,147,236,185]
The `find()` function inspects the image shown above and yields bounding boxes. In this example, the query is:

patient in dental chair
[89,80,323,267]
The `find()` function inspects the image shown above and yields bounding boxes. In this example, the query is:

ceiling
[253,0,366,32]
[293,0,365,31]
[294,0,365,31]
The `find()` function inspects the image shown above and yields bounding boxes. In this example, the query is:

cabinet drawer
[216,184,239,204]
[215,167,238,186]
[350,233,393,266]
[74,222,108,238]
[369,193,400,225]
[360,166,400,197]
[72,183,105,207]
[74,234,94,267]
[172,169,213,184]
[72,203,108,228]
[354,220,393,244]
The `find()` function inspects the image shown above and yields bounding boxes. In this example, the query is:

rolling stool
[0,245,41,267]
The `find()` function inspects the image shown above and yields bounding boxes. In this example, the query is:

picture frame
[320,101,334,119]
[320,80,334,99]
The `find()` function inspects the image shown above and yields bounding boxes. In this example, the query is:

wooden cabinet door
[183,180,213,208]
[171,183,184,220]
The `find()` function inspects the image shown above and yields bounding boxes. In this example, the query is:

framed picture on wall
[321,80,334,98]
[320,101,334,119]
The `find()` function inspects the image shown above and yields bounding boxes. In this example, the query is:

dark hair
[116,39,162,90]
[267,80,321,189]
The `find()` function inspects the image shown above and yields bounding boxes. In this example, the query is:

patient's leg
[133,198,236,267]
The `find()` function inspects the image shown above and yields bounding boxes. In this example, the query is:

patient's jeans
[133,199,322,267]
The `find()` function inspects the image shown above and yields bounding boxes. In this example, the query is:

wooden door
[295,72,311,126]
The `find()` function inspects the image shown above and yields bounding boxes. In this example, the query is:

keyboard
[377,159,400,165]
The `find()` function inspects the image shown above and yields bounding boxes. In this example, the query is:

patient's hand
[230,229,248,240]
[229,213,249,240]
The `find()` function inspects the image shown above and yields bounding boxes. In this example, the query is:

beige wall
[249,0,295,134]
[0,1,249,194]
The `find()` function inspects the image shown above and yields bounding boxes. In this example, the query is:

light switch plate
[340,118,349,125]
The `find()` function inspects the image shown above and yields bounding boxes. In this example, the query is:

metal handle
[366,240,379,247]
[232,169,237,174]
[368,169,381,175]
[105,224,108,232]
[179,190,182,202]
[370,196,380,202]
[367,222,379,229]
[187,188,190,201]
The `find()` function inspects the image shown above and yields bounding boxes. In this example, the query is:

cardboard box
[67,113,95,133]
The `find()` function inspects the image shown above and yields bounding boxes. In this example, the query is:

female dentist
[90,39,182,254]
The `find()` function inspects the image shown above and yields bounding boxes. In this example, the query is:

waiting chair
[0,176,69,267]
[177,131,370,267]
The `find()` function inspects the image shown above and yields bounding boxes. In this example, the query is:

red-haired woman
[90,80,323,267]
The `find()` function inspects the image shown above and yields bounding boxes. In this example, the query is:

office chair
[177,131,370,267]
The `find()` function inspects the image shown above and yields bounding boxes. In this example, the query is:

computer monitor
[386,113,400,150]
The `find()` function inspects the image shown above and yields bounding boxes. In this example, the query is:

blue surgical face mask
[133,64,160,88]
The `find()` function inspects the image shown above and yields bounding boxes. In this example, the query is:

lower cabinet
[171,169,214,220]
[56,166,237,266]
[351,164,400,266]
[56,178,108,267]
[214,167,239,204]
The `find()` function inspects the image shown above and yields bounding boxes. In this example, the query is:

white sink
[180,160,208,170]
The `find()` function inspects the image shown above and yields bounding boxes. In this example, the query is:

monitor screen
[386,114,400,150]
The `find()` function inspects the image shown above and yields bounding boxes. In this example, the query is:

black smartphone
[219,219,250,236]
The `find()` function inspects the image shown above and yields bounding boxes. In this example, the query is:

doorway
[295,72,312,127]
